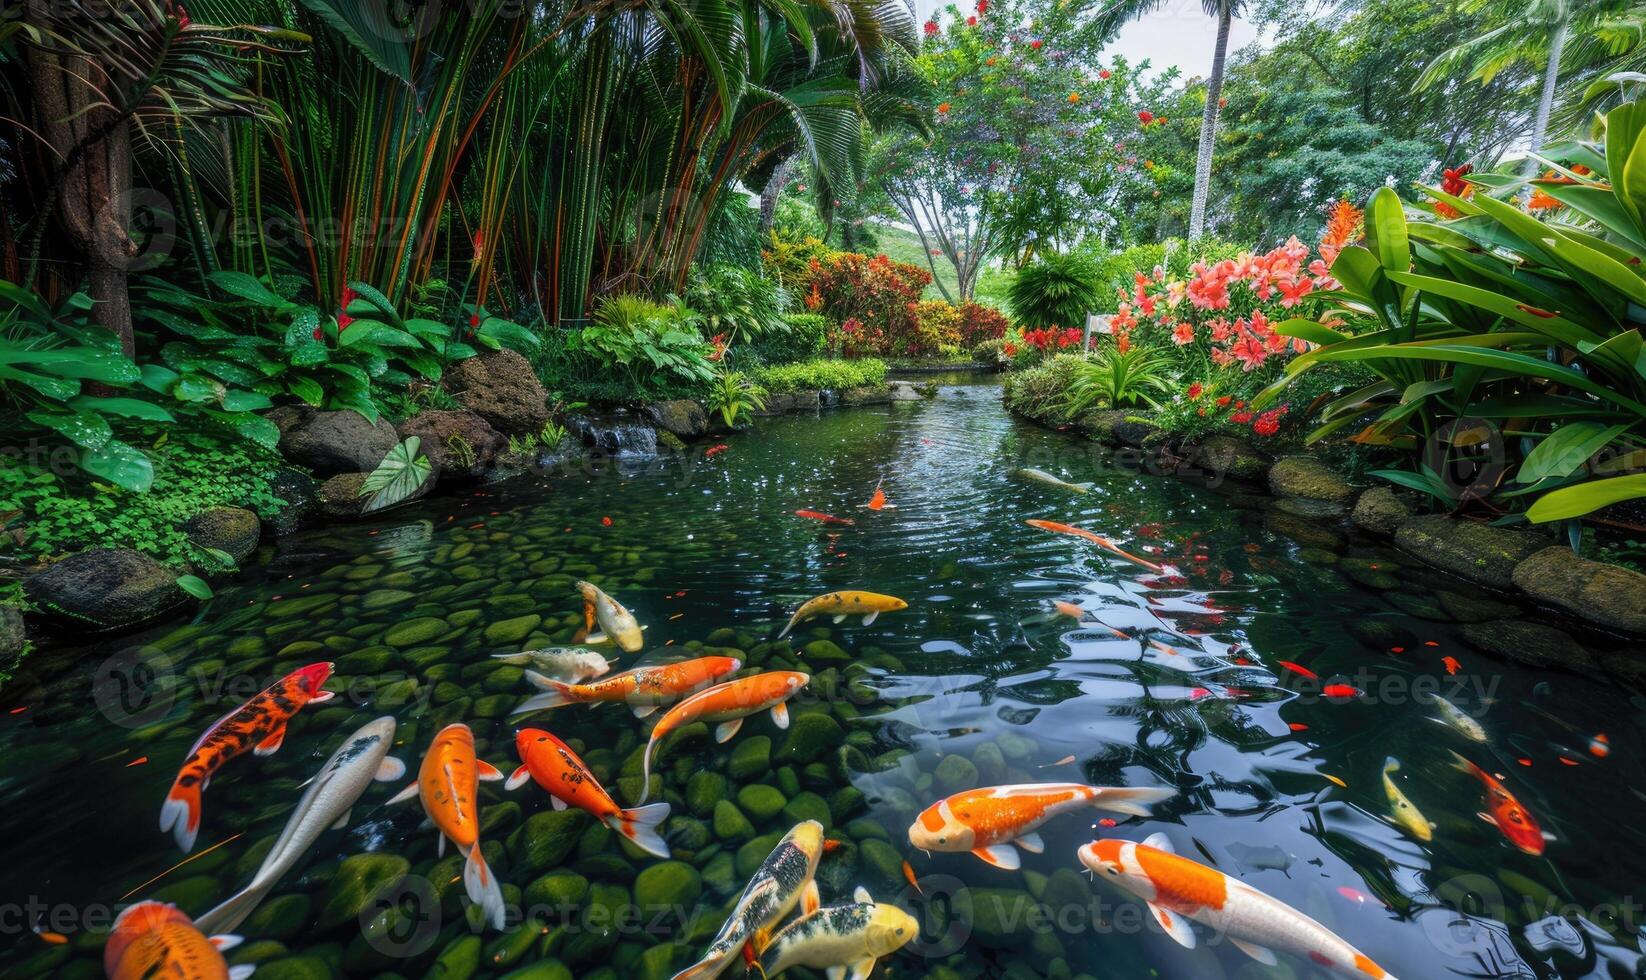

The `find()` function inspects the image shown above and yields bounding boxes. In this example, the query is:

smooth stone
[712,799,755,841]
[485,615,543,645]
[801,639,851,664]
[774,713,843,766]
[320,853,410,928]
[524,869,589,912]
[687,772,731,817]
[513,810,591,873]
[1512,546,1646,635]
[973,742,1008,784]
[427,934,482,980]
[736,784,786,822]
[385,617,448,647]
[727,736,772,779]
[633,861,702,909]
[934,754,979,795]
[780,791,830,827]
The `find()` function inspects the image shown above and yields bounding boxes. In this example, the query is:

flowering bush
[957,302,1010,348]
[807,252,932,356]
[910,300,966,358]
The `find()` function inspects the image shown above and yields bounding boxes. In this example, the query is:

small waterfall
[565,411,659,456]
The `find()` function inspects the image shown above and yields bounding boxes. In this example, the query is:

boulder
[644,399,709,439]
[1351,486,1412,536]
[398,410,506,479]
[0,604,24,664]
[1393,515,1547,590]
[1075,410,1128,444]
[263,468,316,536]
[1111,416,1161,448]
[1268,456,1355,505]
[1190,435,1269,482]
[1511,546,1646,635]
[25,548,184,630]
[446,349,550,436]
[316,473,370,520]
[1458,619,1596,672]
[277,409,399,475]
[183,506,261,565]
[840,387,892,407]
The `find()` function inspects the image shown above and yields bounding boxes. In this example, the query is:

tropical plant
[1256,102,1646,524]
[806,252,932,356]
[1007,252,1103,330]
[746,313,828,366]
[753,358,889,393]
[704,371,768,428]
[685,266,790,345]
[566,295,718,396]
[1065,344,1174,412]
[360,438,433,513]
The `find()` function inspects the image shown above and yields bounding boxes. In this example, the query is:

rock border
[1003,399,1646,643]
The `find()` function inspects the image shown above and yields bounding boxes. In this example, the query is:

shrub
[1065,343,1173,412]
[761,230,834,291]
[805,252,932,355]
[957,302,1010,348]
[1007,251,1102,330]
[685,264,789,344]
[753,358,888,393]
[1002,353,1091,424]
[538,294,716,401]
[704,370,768,427]
[909,300,965,358]
[746,313,827,366]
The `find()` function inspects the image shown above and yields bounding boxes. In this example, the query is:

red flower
[1441,164,1473,197]
[967,15,977,25]
[1137,110,1154,124]
[1030,38,1042,49]
[1216,395,1232,407]
[1099,69,1111,79]
[1231,410,1253,424]
[1187,382,1203,399]
[601,516,613,527]
[924,19,939,34]
[1172,321,1194,345]
[472,228,486,263]
[1252,410,1282,437]
[175,3,191,28]
[337,286,358,332]
[976,0,988,13]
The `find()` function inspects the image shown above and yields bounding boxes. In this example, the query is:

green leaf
[27,409,112,450]
[80,440,153,492]
[176,574,214,599]
[1518,423,1632,483]
[208,271,294,310]
[288,340,330,367]
[139,363,180,394]
[221,390,273,412]
[1366,186,1410,274]
[288,376,326,407]
[359,437,433,512]
[67,396,174,422]
[345,281,405,330]
[338,322,420,349]
[1527,473,1646,523]
[233,414,282,450]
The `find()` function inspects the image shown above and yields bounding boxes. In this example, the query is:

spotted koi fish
[777,591,907,639]
[1024,519,1165,573]
[908,782,1176,869]
[508,728,671,858]
[161,662,335,852]
[755,886,917,980]
[510,656,741,717]
[1450,751,1549,855]
[1080,834,1398,979]
[640,671,809,801]
[1381,758,1432,842]
[672,820,828,980]
[387,723,507,929]
[574,580,645,653]
[104,901,252,980]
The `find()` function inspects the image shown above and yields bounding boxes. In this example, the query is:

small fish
[509,728,671,858]
[196,718,404,933]
[1321,683,1361,700]
[1080,835,1398,978]
[1052,601,1086,621]
[1450,751,1548,856]
[161,662,335,852]
[385,723,507,929]
[1024,519,1164,573]
[492,647,611,683]
[1421,691,1487,743]
[861,480,895,511]
[575,580,645,652]
[907,782,1177,869]
[104,902,251,980]
[777,591,907,639]
[512,656,741,717]
[1442,656,1461,676]
[672,821,828,980]
[1277,661,1318,680]
[795,509,855,525]
[1012,468,1094,494]
[640,671,810,800]
[755,886,917,980]
[1381,758,1432,842]
[1324,774,1347,789]
[705,444,729,458]
[1590,733,1610,758]
[901,859,922,895]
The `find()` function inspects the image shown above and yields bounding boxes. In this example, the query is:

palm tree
[1096,0,1247,240]
[1420,0,1637,175]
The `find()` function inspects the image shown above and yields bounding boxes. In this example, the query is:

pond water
[6,378,1645,980]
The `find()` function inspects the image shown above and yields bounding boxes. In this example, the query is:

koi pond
[5,377,1645,980]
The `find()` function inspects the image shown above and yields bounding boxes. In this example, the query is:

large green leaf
[359,437,433,513]
[80,440,154,493]
[26,409,112,450]
[1313,343,1646,416]
[1518,422,1632,483]
[1384,271,1604,347]
[208,271,294,311]
[1526,473,1646,522]
[294,0,414,83]
[68,396,174,422]
[1365,187,1410,274]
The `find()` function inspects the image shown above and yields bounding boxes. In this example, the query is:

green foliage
[704,371,768,428]
[1007,252,1103,329]
[685,265,790,345]
[1001,354,1092,423]
[753,358,889,393]
[745,313,828,366]
[0,428,289,567]
[359,438,433,513]
[537,295,716,402]
[1066,344,1173,412]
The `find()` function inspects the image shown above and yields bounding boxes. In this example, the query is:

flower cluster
[1019,326,1085,352]
[1184,384,1291,437]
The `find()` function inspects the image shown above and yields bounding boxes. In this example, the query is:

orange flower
[986,56,997,66]
[937,102,950,114]
[1528,189,1564,211]
[1067,92,1080,104]
[1319,198,1363,266]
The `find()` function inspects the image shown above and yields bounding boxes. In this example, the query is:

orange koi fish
[508,728,671,858]
[705,444,729,458]
[1442,656,1461,676]
[512,656,741,718]
[795,509,855,525]
[641,671,809,800]
[1277,661,1318,680]
[387,723,507,928]
[861,480,895,511]
[1449,751,1549,855]
[907,782,1176,869]
[104,901,250,980]
[1080,835,1398,978]
[161,662,335,852]
[1024,519,1165,573]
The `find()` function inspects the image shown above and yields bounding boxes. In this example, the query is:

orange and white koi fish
[574,580,645,652]
[1024,519,1165,573]
[907,782,1176,869]
[511,656,742,718]
[795,509,855,525]
[1080,834,1398,978]
[1450,751,1550,855]
[386,723,507,929]
[640,671,809,800]
[161,662,335,852]
[104,901,251,980]
[508,728,671,858]
[777,591,908,639]
[861,480,895,511]
[1053,601,1087,621]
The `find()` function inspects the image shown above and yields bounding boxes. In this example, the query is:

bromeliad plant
[1064,342,1173,412]
[705,370,768,428]
[1257,97,1646,526]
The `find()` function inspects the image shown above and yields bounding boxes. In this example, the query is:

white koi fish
[672,820,828,980]
[1012,468,1093,493]
[492,647,611,683]
[1421,691,1487,743]
[576,580,645,652]
[195,717,404,934]
[1080,834,1398,979]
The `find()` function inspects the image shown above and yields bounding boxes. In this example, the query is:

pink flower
[1231,333,1268,371]
[1207,317,1232,342]
[1277,276,1313,308]
[1172,322,1194,345]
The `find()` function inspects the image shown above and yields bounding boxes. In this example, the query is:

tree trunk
[26,35,137,356]
[1525,16,1568,178]
[1189,3,1233,240]
[759,158,792,236]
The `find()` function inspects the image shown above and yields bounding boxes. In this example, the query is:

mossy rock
[499,961,574,980]
[427,934,483,980]
[1190,435,1269,482]
[1392,514,1547,590]
[524,869,589,912]
[319,853,410,928]
[634,861,702,909]
[735,833,783,878]
[687,771,730,817]
[972,742,1008,784]
[727,736,772,780]
[801,639,851,664]
[736,783,787,822]
[780,791,830,827]
[183,506,261,564]
[385,617,449,647]
[512,810,591,874]
[1512,546,1646,635]
[934,754,979,795]
[858,838,905,891]
[1268,456,1356,505]
[246,956,333,980]
[712,799,755,841]
[484,615,543,645]
[774,713,843,766]
[1350,486,1411,536]
[241,893,311,942]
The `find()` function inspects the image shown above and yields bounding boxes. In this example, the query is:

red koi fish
[1024,519,1164,573]
[1277,661,1318,680]
[795,509,854,525]
[509,728,671,858]
[1450,751,1548,855]
[161,662,334,852]
[705,444,729,458]
[861,480,895,511]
